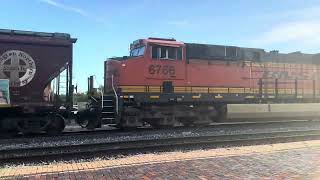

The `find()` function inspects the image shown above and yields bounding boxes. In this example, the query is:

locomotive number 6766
[148,65,175,76]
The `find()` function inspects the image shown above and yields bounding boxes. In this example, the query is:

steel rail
[1,119,317,140]
[1,129,320,160]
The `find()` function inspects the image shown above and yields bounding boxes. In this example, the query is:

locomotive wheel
[46,114,65,135]
[120,107,142,129]
[215,104,227,122]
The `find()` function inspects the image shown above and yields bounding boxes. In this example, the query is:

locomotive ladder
[101,95,117,124]
[101,75,119,124]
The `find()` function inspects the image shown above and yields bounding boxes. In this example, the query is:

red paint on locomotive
[105,38,319,95]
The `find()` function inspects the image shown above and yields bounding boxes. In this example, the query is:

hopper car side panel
[0,42,73,104]
[0,29,76,134]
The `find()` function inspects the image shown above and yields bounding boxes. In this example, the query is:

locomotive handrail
[90,75,104,110]
[111,74,119,114]
[100,87,104,110]
[90,96,98,102]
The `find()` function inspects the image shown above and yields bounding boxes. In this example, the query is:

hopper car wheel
[181,121,194,127]
[152,124,173,129]
[179,116,196,127]
[0,117,18,137]
[86,118,101,130]
[76,114,89,128]
[76,109,101,130]
[46,114,65,135]
[17,117,50,134]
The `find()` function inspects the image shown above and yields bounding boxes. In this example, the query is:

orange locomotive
[94,38,320,128]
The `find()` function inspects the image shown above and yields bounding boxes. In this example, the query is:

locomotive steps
[1,121,320,161]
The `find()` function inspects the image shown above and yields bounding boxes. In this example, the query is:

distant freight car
[0,29,76,134]
[83,38,320,128]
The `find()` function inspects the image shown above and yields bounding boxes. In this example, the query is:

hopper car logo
[0,50,36,87]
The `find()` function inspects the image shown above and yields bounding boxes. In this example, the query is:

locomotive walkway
[1,140,320,179]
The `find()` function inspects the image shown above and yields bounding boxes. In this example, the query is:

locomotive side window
[168,47,176,59]
[152,46,158,59]
[160,47,167,59]
[151,45,182,60]
[177,48,182,60]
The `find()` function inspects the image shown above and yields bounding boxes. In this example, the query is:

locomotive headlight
[122,63,126,67]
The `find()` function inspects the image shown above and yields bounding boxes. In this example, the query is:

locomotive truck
[80,37,320,128]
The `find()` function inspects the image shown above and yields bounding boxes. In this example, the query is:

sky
[1,0,320,91]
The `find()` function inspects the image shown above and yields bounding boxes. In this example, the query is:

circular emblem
[0,50,36,87]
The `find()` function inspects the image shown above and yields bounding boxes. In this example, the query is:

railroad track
[1,129,320,161]
[1,119,317,140]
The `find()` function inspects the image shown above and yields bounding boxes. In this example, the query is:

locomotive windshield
[130,46,145,57]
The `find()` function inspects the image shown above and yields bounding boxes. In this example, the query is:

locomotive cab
[104,38,186,94]
[101,38,187,127]
[145,38,186,86]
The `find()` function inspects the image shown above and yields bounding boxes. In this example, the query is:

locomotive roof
[185,42,319,64]
[0,29,77,43]
[146,37,184,46]
[136,37,319,64]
